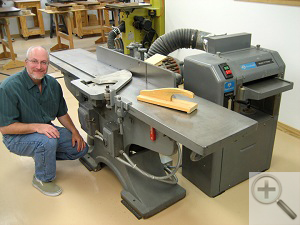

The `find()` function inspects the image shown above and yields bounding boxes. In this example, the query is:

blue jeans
[2,126,88,182]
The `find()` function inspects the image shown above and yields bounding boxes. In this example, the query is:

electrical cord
[116,142,182,184]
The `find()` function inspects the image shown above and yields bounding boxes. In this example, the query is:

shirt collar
[21,68,48,90]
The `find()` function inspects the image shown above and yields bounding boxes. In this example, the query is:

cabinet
[13,0,45,39]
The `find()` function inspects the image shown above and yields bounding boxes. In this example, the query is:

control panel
[219,63,233,79]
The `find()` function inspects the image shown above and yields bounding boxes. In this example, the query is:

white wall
[166,0,300,130]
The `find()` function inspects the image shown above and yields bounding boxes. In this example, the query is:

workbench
[0,7,30,69]
[40,4,74,52]
[72,1,106,43]
[13,0,45,40]
[99,0,119,28]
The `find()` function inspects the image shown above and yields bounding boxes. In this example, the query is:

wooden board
[277,122,300,139]
[40,8,73,14]
[106,2,151,9]
[137,88,198,114]
[13,0,40,3]
[75,1,100,5]
[47,3,74,8]
[145,54,168,66]
[235,0,300,6]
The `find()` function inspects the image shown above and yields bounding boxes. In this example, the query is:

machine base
[80,144,186,219]
[121,199,143,220]
[79,154,102,172]
[119,149,186,218]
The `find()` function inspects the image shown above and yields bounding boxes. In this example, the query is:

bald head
[26,46,49,61]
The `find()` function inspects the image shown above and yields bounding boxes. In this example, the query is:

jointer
[50,46,257,219]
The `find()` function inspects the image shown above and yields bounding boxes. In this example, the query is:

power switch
[219,63,233,79]
[225,70,232,75]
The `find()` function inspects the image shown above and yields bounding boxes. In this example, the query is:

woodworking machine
[106,0,165,55]
[50,45,257,218]
[49,32,292,219]
[182,33,293,197]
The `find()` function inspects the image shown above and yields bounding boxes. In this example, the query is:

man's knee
[82,144,89,156]
[73,144,88,159]
[35,135,58,153]
[3,133,58,156]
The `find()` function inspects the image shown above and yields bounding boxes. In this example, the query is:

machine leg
[84,141,186,219]
[119,149,186,219]
[79,153,102,172]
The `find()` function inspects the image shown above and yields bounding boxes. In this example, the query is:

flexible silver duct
[147,28,211,58]
[107,22,125,49]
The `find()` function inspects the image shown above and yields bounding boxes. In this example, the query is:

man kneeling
[0,46,88,196]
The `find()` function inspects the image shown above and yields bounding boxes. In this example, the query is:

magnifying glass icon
[251,174,297,220]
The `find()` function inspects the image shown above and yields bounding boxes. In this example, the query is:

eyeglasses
[26,59,49,66]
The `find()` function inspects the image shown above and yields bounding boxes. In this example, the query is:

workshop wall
[166,0,300,130]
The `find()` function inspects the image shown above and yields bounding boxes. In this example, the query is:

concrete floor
[0,35,299,225]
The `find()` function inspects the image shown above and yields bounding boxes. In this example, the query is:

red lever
[150,127,156,141]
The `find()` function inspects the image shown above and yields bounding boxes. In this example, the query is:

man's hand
[58,113,86,152]
[0,122,59,137]
[72,131,86,152]
[35,124,60,138]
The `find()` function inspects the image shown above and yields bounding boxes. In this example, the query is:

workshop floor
[0,35,299,225]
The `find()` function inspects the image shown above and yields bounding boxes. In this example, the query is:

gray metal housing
[49,46,257,218]
[182,33,293,197]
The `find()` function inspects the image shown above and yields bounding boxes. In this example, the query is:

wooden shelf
[14,0,45,39]
[72,6,106,42]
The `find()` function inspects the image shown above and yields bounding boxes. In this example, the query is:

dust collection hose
[147,28,211,58]
[107,22,126,49]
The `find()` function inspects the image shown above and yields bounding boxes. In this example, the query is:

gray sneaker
[32,175,62,197]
